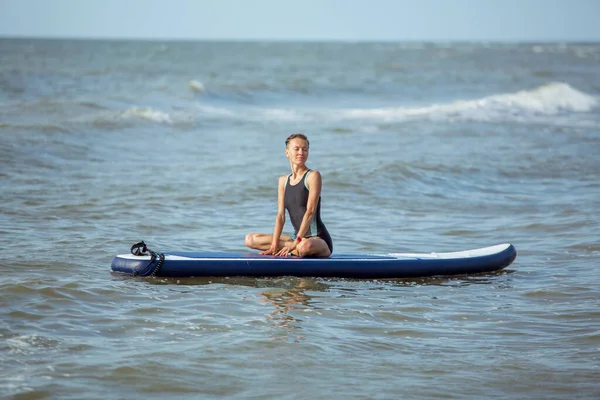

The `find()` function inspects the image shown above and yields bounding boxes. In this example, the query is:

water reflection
[257,278,327,342]
[116,268,514,288]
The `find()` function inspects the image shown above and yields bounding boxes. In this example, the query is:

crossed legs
[244,233,331,258]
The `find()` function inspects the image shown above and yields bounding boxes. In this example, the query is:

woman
[244,133,333,257]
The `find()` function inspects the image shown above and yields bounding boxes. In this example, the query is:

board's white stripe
[388,243,511,259]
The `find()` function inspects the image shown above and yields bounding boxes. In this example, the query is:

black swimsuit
[284,170,333,254]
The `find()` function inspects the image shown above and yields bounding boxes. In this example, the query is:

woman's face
[286,138,309,165]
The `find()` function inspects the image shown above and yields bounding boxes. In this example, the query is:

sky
[1,0,599,42]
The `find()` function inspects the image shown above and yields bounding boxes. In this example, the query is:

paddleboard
[111,243,516,278]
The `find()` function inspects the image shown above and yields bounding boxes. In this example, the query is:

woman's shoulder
[306,169,322,179]
[305,169,322,189]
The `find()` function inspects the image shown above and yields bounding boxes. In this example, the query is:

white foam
[481,82,597,114]
[335,82,597,122]
[189,79,205,93]
[7,334,56,354]
[122,107,172,124]
[197,104,236,117]
[260,107,303,121]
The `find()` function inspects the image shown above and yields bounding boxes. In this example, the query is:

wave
[195,82,598,126]
[80,107,175,126]
[64,106,194,128]
[336,82,598,122]
[121,107,173,124]
[474,82,596,113]
[5,83,595,131]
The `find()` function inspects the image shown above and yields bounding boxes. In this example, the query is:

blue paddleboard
[111,243,517,278]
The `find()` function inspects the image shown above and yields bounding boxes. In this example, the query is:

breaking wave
[196,82,598,126]
[338,82,597,121]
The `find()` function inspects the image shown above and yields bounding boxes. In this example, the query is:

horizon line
[2,34,600,44]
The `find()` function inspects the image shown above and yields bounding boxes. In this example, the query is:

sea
[1,38,599,399]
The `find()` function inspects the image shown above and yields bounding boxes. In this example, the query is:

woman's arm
[271,175,287,243]
[261,175,287,255]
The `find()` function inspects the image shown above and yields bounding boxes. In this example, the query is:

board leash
[130,241,165,277]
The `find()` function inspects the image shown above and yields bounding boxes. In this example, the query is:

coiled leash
[130,241,165,277]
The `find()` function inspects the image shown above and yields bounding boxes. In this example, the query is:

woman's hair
[285,133,309,148]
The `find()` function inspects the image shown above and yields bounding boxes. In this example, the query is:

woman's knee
[296,240,309,256]
[244,233,257,248]
[297,239,327,257]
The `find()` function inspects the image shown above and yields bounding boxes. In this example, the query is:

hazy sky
[1,0,599,42]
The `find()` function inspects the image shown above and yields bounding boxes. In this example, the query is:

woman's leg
[245,233,291,251]
[296,237,331,258]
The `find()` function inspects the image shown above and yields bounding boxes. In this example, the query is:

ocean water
[1,39,599,399]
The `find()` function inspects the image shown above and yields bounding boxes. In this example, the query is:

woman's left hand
[276,241,296,256]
